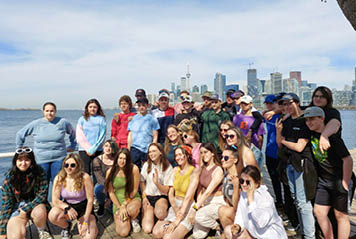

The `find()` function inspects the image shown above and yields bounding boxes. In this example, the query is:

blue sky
[0,0,355,109]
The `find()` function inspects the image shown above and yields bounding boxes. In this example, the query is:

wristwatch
[64,205,71,214]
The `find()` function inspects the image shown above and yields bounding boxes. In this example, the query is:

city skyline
[0,0,355,109]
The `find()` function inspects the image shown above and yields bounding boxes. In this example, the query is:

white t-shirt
[140,161,174,196]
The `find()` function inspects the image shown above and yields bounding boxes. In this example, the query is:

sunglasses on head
[64,163,76,169]
[239,178,250,185]
[225,134,235,139]
[16,147,33,154]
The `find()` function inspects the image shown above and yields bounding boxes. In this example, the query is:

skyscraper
[214,72,226,97]
[352,65,356,92]
[247,69,258,97]
[290,71,302,87]
[271,72,283,94]
[180,77,187,91]
[201,84,208,94]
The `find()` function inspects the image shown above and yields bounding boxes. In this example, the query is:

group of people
[0,86,353,239]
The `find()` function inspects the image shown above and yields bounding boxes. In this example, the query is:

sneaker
[38,230,54,239]
[93,199,99,213]
[131,218,141,233]
[215,229,222,239]
[60,229,71,239]
[97,204,105,217]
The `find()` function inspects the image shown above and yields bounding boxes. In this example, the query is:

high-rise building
[271,72,283,94]
[259,79,265,94]
[264,80,272,94]
[299,87,313,106]
[290,71,302,87]
[171,82,175,93]
[201,84,208,94]
[192,85,199,93]
[214,72,226,97]
[247,69,258,97]
[186,63,191,92]
[307,83,317,90]
[180,77,187,91]
[225,84,239,92]
[283,78,299,93]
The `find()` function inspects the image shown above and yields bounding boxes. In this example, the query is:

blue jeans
[94,184,106,206]
[286,164,315,239]
[39,159,63,202]
[38,159,63,182]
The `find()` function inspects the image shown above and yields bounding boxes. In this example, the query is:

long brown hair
[218,120,235,151]
[147,143,170,174]
[200,142,222,167]
[164,125,183,154]
[83,98,105,121]
[174,145,193,167]
[309,86,334,109]
[56,153,84,192]
[105,148,134,198]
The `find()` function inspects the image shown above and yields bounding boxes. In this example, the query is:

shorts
[147,195,168,207]
[165,198,193,230]
[10,201,27,218]
[66,199,94,219]
[314,177,348,213]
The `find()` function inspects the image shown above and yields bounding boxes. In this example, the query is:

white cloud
[0,0,355,109]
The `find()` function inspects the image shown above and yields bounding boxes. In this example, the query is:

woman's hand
[119,205,128,221]
[79,220,90,237]
[142,197,150,209]
[229,174,240,187]
[275,118,283,133]
[166,220,178,233]
[245,183,256,204]
[67,208,78,220]
[153,168,159,185]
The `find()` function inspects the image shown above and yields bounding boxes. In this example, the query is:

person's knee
[48,208,62,223]
[155,207,167,220]
[116,225,130,237]
[31,205,47,221]
[152,225,163,239]
[224,225,233,239]
[127,203,140,217]
[334,209,349,221]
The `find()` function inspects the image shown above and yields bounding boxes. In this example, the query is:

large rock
[337,0,356,31]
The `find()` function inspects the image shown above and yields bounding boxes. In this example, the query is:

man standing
[222,89,237,120]
[201,94,230,153]
[128,97,160,169]
[151,89,175,144]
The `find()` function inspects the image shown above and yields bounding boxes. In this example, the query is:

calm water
[1,110,356,183]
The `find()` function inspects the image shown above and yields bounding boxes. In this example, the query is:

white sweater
[234,185,287,239]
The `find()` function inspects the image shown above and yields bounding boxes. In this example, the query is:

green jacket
[201,109,230,153]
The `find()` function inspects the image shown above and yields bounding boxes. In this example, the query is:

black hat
[226,89,236,96]
[135,89,146,97]
[136,97,149,104]
[281,93,300,103]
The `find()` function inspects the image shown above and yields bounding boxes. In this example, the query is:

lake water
[1,109,356,183]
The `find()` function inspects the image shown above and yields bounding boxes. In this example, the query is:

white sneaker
[60,229,72,239]
[131,218,141,233]
[38,230,54,239]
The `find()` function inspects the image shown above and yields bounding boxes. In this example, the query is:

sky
[0,0,355,109]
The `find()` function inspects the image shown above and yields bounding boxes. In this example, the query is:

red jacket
[111,112,136,148]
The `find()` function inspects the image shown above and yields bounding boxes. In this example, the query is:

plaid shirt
[0,168,48,235]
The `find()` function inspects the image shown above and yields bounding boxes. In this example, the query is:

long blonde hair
[56,153,84,192]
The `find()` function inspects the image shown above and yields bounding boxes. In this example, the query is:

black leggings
[79,151,102,175]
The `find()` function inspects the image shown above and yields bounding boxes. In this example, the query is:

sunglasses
[239,178,250,185]
[220,128,228,132]
[225,134,235,139]
[16,148,33,154]
[64,163,76,169]
[183,134,189,139]
[221,155,230,161]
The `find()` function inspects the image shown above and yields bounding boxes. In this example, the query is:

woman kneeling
[0,147,52,239]
[105,148,142,237]
[49,153,98,239]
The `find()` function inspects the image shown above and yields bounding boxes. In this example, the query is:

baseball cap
[202,91,213,99]
[264,94,276,103]
[136,97,149,105]
[135,89,146,97]
[280,93,300,103]
[240,95,253,104]
[158,91,170,100]
[231,90,245,99]
[304,106,325,118]
[210,94,222,101]
[226,89,236,97]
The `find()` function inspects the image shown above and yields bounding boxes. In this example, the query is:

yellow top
[173,165,195,198]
